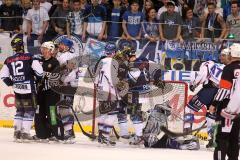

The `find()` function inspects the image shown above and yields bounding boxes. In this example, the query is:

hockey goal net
[89,80,188,135]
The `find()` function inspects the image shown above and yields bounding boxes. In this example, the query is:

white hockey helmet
[41,41,55,53]
[230,43,240,58]
[221,48,230,55]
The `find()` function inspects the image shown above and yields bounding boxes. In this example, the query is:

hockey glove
[154,80,165,89]
[189,85,196,92]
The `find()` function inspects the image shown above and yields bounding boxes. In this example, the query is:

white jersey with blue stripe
[191,61,224,87]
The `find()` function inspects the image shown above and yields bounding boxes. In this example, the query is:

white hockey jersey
[191,61,225,87]
[63,68,81,87]
[94,57,119,101]
[56,51,79,65]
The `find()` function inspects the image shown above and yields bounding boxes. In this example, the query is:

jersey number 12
[11,61,24,76]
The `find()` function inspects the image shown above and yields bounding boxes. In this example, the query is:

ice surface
[0,128,213,160]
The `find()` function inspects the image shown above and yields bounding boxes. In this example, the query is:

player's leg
[117,100,129,138]
[57,104,75,142]
[20,94,37,141]
[14,94,24,141]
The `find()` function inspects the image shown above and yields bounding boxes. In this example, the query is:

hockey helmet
[230,43,240,58]
[221,48,230,55]
[60,38,74,49]
[11,37,24,53]
[41,41,55,53]
[105,42,117,55]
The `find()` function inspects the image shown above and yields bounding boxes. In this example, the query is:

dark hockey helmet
[105,42,117,55]
[11,37,24,53]
[118,40,136,56]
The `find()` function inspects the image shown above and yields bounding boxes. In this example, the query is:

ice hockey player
[0,37,43,142]
[56,38,78,65]
[143,103,200,150]
[210,43,240,160]
[34,41,61,142]
[118,47,165,145]
[94,42,120,145]
[183,48,230,148]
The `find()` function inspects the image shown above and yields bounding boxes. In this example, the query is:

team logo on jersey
[48,64,52,68]
[53,35,83,55]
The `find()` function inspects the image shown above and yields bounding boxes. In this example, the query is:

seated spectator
[226,1,240,40]
[26,0,49,43]
[105,0,126,40]
[40,0,52,12]
[157,0,179,20]
[66,0,84,37]
[142,0,154,16]
[181,7,201,41]
[159,1,182,41]
[20,0,32,34]
[51,0,70,35]
[49,0,62,17]
[82,0,106,41]
[0,0,22,32]
[201,2,226,42]
[122,0,145,40]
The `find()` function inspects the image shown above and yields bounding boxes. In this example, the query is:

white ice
[0,128,213,160]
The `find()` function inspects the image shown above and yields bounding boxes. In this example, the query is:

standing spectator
[141,7,160,61]
[122,0,144,40]
[121,0,130,10]
[82,0,106,41]
[51,0,70,35]
[105,0,126,40]
[142,8,160,42]
[81,0,88,10]
[142,0,154,16]
[203,0,223,18]
[159,1,182,41]
[26,0,49,43]
[157,0,179,20]
[48,0,62,17]
[193,0,206,18]
[201,2,226,42]
[20,0,32,34]
[40,0,52,12]
[0,0,22,32]
[181,7,201,41]
[66,0,84,37]
[226,1,240,40]
[223,0,240,20]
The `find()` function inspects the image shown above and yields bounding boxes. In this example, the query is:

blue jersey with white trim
[0,53,43,94]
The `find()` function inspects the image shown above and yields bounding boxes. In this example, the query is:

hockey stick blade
[160,122,207,138]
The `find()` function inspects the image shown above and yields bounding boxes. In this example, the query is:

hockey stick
[69,104,97,140]
[160,120,207,138]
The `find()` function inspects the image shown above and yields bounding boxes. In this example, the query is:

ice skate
[63,130,76,144]
[13,131,21,143]
[20,133,34,143]
[98,134,116,146]
[129,135,144,145]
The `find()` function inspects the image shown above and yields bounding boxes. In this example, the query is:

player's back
[4,53,41,94]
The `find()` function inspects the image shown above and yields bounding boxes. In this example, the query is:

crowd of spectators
[0,0,239,43]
